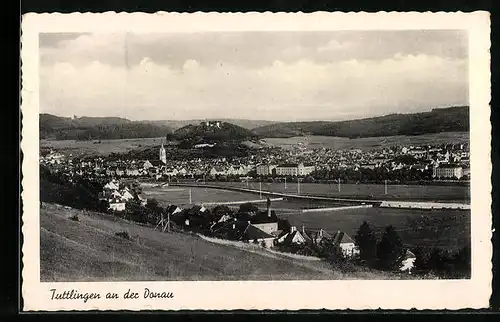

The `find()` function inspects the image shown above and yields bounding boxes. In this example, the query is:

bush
[69,214,79,222]
[115,231,130,240]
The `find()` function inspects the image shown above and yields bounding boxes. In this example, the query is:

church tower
[159,141,166,164]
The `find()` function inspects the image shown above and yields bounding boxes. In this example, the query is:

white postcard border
[21,11,492,311]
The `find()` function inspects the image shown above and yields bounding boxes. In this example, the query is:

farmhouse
[399,249,417,273]
[240,224,275,248]
[249,208,279,235]
[331,231,360,258]
[276,226,308,245]
[311,229,333,245]
[108,197,126,211]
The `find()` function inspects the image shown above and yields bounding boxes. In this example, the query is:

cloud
[40,50,468,121]
[39,30,468,69]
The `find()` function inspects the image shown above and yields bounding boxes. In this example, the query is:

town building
[433,164,463,179]
[256,164,277,176]
[275,162,315,177]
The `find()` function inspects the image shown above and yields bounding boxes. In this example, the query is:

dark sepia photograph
[21,11,492,311]
[38,30,471,282]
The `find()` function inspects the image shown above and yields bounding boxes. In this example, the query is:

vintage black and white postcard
[21,12,491,311]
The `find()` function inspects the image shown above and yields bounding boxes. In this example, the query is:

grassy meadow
[201,181,470,203]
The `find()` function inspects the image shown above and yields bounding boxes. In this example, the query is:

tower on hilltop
[159,141,167,164]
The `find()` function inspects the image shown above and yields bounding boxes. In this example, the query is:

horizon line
[39,104,468,123]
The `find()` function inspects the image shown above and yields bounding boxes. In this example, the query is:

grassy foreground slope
[40,203,406,281]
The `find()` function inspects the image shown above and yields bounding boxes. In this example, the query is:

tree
[238,202,259,214]
[376,225,405,270]
[412,246,430,272]
[146,198,161,213]
[354,221,378,264]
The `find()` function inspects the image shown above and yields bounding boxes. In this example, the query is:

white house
[276,226,308,245]
[143,160,154,170]
[108,198,126,211]
[241,224,275,248]
[399,249,417,273]
[331,231,360,258]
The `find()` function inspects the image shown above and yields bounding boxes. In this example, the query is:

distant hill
[252,106,469,139]
[173,121,259,145]
[143,119,276,131]
[40,114,173,141]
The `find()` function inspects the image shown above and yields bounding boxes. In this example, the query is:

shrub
[115,231,130,240]
[69,214,79,222]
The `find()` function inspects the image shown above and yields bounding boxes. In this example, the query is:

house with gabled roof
[276,226,308,246]
[250,210,279,235]
[104,180,119,191]
[108,197,126,211]
[166,205,182,215]
[311,229,333,246]
[142,160,154,170]
[331,231,360,258]
[240,223,275,248]
[399,249,417,273]
[120,190,134,201]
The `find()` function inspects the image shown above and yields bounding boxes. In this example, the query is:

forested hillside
[252,106,469,138]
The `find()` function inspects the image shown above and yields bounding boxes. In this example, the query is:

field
[40,203,406,281]
[142,186,264,207]
[262,132,469,151]
[199,181,470,203]
[281,207,470,252]
[141,186,470,252]
[40,137,168,157]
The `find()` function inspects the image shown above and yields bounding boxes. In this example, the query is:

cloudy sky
[39,31,468,121]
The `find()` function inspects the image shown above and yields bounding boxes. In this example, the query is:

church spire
[159,139,166,164]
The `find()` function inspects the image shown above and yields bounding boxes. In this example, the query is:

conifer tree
[354,221,377,263]
[376,225,405,270]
